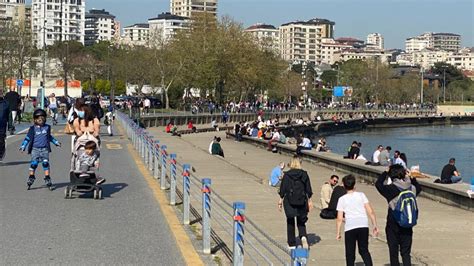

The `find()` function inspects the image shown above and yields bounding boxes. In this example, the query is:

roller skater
[20,109,61,190]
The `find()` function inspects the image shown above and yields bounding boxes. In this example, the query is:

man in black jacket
[0,90,10,161]
[375,164,422,266]
[4,88,20,134]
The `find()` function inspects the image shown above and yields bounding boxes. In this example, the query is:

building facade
[31,0,86,48]
[448,48,474,71]
[0,0,26,27]
[279,18,335,64]
[320,38,352,65]
[84,9,116,46]
[170,0,217,18]
[148,12,189,43]
[366,33,384,50]
[411,48,451,69]
[333,48,392,64]
[406,32,461,52]
[244,23,279,52]
[123,23,149,46]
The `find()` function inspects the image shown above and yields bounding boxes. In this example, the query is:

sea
[324,124,474,183]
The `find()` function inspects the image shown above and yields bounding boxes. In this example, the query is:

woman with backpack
[278,156,313,249]
[375,164,422,266]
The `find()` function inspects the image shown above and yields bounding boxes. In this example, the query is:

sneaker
[96,178,106,185]
[301,236,309,249]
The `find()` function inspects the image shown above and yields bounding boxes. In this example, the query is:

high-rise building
[279,18,335,64]
[31,0,86,48]
[170,0,217,18]
[405,32,461,52]
[148,12,190,43]
[366,33,384,50]
[0,0,26,27]
[244,23,279,52]
[123,23,149,46]
[85,9,116,46]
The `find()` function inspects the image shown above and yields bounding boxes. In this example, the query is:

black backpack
[287,176,307,206]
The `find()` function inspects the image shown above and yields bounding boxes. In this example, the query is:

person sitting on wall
[344,141,360,159]
[435,158,462,184]
[211,137,224,157]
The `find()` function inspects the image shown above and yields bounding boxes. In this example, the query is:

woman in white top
[336,174,378,266]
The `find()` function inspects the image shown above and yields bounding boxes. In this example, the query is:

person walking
[0,90,10,161]
[278,156,313,249]
[4,87,20,134]
[336,174,378,266]
[376,164,422,266]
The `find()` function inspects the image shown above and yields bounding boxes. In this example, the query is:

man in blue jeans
[440,158,462,183]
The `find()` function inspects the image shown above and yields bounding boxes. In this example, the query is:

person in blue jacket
[20,109,61,190]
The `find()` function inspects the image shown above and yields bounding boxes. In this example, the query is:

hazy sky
[30,0,474,49]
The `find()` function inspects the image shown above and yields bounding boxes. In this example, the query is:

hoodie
[279,169,313,201]
[0,98,10,130]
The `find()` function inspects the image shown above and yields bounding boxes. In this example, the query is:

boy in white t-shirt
[336,174,379,266]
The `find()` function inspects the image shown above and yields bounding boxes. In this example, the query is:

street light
[442,66,447,103]
[420,67,424,105]
[301,61,308,107]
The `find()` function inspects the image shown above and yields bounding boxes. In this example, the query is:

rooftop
[124,23,149,29]
[281,18,335,27]
[149,12,188,21]
[245,23,277,31]
[86,9,115,19]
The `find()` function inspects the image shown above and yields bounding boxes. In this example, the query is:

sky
[29,0,474,49]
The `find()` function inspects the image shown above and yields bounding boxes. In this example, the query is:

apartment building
[31,0,86,48]
[0,0,26,26]
[85,9,116,46]
[279,18,335,64]
[411,48,451,69]
[320,38,352,65]
[170,0,217,18]
[333,48,392,64]
[366,33,384,50]
[244,23,279,52]
[148,12,189,43]
[123,23,149,46]
[448,47,474,71]
[406,32,461,52]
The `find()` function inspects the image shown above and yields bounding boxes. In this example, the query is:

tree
[48,41,84,96]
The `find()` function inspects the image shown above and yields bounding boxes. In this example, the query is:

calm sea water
[324,124,474,183]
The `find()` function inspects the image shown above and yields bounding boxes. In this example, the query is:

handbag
[64,122,75,135]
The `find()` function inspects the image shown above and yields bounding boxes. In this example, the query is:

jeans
[386,223,413,266]
[296,146,311,155]
[286,214,308,247]
[0,131,6,160]
[451,176,462,183]
[344,227,372,266]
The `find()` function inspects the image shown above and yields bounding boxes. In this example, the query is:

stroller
[65,132,103,199]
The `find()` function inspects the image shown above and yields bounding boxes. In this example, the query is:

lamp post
[420,67,424,106]
[40,1,47,109]
[443,67,446,104]
[301,61,308,108]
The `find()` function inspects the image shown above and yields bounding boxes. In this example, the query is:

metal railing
[117,111,310,266]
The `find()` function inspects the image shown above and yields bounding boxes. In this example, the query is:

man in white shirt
[372,145,383,165]
[336,175,378,266]
[267,128,280,151]
[296,136,312,155]
[143,98,151,114]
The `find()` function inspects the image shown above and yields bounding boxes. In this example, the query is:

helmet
[33,109,47,118]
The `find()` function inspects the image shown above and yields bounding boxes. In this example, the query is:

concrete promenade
[148,128,474,265]
[0,124,186,264]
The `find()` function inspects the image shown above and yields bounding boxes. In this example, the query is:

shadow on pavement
[0,160,30,166]
[101,182,128,197]
[307,233,321,246]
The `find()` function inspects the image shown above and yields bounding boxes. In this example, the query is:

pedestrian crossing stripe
[106,143,123,150]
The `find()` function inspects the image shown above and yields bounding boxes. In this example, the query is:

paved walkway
[148,129,474,265]
[0,123,185,264]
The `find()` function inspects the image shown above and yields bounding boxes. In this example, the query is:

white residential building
[366,33,384,50]
[244,23,279,52]
[448,48,474,71]
[123,23,149,46]
[31,0,86,48]
[148,12,189,43]
[279,18,335,64]
[320,38,352,65]
[170,0,217,18]
[406,32,461,52]
[0,0,26,26]
[84,9,116,46]
[333,48,392,64]
[411,48,451,69]
[405,37,431,53]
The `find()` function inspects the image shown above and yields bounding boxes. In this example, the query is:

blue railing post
[233,202,245,266]
[182,164,191,224]
[291,248,309,266]
[202,178,211,254]
[169,153,177,205]
[160,145,168,189]
[153,141,160,179]
[147,136,154,171]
